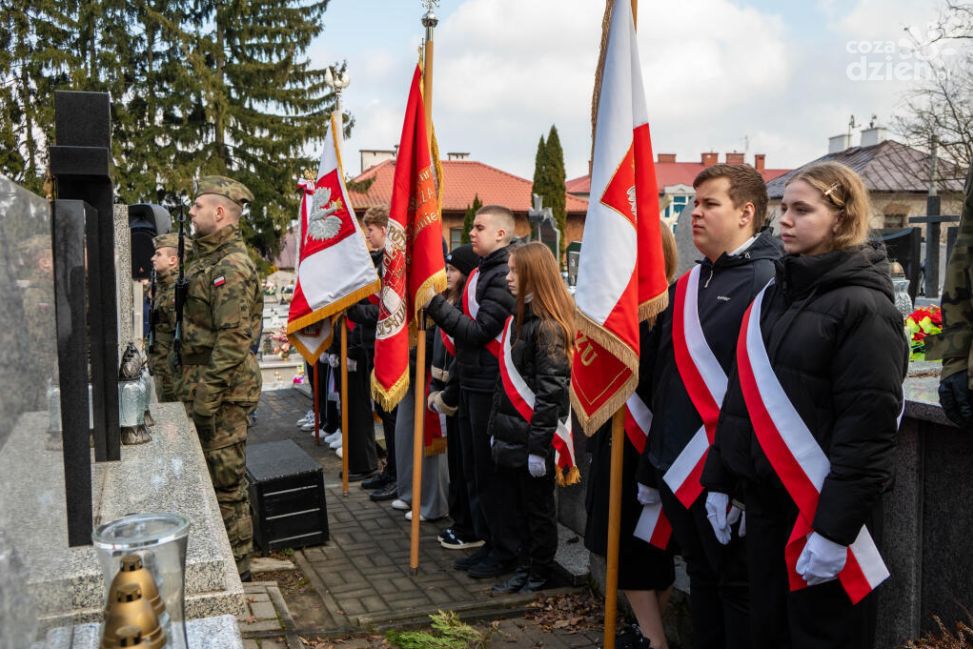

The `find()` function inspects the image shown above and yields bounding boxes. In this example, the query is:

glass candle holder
[92,513,190,649]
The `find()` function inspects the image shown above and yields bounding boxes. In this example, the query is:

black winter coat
[487,305,571,469]
[426,247,515,393]
[700,243,908,546]
[345,250,383,356]
[635,230,782,485]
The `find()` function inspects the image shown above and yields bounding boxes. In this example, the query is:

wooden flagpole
[340,316,350,496]
[603,409,626,649]
[410,4,438,574]
[409,313,428,572]
[603,4,637,648]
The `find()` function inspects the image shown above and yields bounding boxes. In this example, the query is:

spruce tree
[530,127,568,255]
[183,0,344,258]
[461,194,481,244]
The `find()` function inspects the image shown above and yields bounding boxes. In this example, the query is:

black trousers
[657,471,750,649]
[376,402,397,477]
[458,389,514,561]
[345,347,377,475]
[308,360,340,434]
[745,481,878,649]
[445,413,475,539]
[496,461,557,578]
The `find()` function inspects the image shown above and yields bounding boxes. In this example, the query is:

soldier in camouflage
[176,175,263,577]
[148,233,183,402]
[938,163,973,429]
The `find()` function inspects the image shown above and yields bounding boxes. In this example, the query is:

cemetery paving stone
[244,389,601,647]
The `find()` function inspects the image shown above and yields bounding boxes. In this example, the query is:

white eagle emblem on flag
[306,186,344,242]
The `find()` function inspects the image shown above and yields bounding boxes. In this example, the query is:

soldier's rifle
[173,203,189,367]
[148,267,157,352]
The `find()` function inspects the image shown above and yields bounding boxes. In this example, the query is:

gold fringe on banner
[638,290,669,324]
[569,309,640,435]
[556,465,582,488]
[371,368,409,412]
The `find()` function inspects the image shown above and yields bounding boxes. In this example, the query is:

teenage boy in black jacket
[635,164,782,649]
[422,205,517,579]
[345,206,396,483]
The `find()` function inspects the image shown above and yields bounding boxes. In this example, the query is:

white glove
[739,511,746,538]
[796,532,847,586]
[528,454,547,478]
[636,483,661,506]
[327,354,339,368]
[705,491,742,545]
[428,391,443,414]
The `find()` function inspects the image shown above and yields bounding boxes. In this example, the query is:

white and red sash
[625,393,672,549]
[737,282,890,603]
[462,267,503,359]
[439,328,455,357]
[663,265,729,508]
[498,317,579,486]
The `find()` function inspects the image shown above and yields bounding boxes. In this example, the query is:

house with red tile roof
[346,156,590,250]
[568,151,789,229]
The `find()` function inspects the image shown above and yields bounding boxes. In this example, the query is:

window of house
[449,227,463,251]
[662,194,691,220]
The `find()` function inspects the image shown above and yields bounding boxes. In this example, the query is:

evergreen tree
[530,126,567,256]
[184,0,344,258]
[544,125,567,255]
[530,134,547,204]
[461,194,482,244]
[0,0,347,260]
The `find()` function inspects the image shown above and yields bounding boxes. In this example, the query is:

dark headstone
[49,91,120,462]
[51,199,93,546]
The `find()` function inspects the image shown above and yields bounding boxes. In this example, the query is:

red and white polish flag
[287,113,380,362]
[571,0,668,434]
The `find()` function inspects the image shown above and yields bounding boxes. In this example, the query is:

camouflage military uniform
[149,233,181,402]
[937,163,973,428]
[177,177,263,574]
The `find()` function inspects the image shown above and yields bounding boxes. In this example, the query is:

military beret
[194,175,254,206]
[153,233,179,250]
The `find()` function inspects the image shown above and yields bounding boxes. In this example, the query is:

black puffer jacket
[700,243,908,546]
[635,230,781,485]
[345,250,383,356]
[426,247,515,393]
[488,305,571,469]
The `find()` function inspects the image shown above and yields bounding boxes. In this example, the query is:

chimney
[657,153,677,163]
[754,154,766,172]
[726,152,745,165]
[860,126,888,147]
[447,151,470,161]
[829,134,852,153]
[701,151,718,166]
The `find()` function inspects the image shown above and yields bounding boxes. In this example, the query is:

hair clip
[823,182,841,200]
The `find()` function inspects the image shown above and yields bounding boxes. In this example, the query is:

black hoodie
[636,229,782,484]
[701,242,909,546]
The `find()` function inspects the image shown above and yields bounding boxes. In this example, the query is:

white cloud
[308,0,948,186]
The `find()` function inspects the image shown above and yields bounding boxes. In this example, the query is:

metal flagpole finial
[421,0,439,27]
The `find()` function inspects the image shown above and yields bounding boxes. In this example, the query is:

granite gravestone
[0,175,57,451]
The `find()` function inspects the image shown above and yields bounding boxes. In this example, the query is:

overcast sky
[308,0,957,180]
